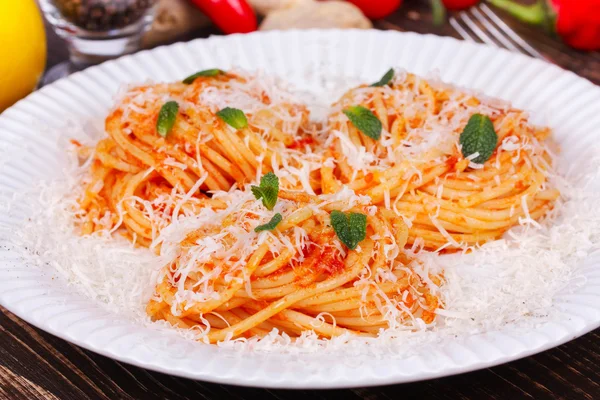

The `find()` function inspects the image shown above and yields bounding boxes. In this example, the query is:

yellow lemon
[0,0,47,112]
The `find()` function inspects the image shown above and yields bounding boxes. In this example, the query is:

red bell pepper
[489,0,600,51]
[442,0,480,11]
[189,0,257,34]
[347,0,403,19]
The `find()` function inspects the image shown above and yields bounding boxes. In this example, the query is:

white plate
[1,30,599,389]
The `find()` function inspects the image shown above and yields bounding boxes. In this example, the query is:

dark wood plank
[3,1,599,399]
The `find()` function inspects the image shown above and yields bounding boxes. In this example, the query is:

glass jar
[39,0,157,84]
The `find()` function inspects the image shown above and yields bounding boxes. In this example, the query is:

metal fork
[449,3,547,61]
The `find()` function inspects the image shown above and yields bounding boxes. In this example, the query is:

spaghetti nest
[323,71,559,250]
[78,71,320,246]
[147,189,442,343]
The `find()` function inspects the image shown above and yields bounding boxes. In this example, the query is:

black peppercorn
[51,0,155,31]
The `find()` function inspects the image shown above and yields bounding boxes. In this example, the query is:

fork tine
[449,16,478,43]
[470,7,522,53]
[457,12,498,47]
[479,4,547,60]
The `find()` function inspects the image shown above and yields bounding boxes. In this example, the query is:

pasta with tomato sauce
[322,71,559,250]
[146,189,441,343]
[77,70,319,247]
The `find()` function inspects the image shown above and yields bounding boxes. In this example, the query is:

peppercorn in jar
[50,0,156,31]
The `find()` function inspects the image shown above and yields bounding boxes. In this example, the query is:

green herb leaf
[216,107,248,130]
[370,68,394,87]
[459,114,498,164]
[255,213,282,232]
[156,101,179,138]
[343,106,382,140]
[251,172,279,210]
[182,68,223,84]
[330,210,367,250]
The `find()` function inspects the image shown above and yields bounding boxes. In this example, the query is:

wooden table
[2,1,599,398]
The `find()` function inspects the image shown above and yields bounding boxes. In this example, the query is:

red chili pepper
[189,0,257,34]
[442,0,480,11]
[346,0,403,20]
[489,0,600,51]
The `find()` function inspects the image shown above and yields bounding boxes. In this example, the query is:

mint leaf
[370,68,394,87]
[251,172,279,210]
[182,69,223,84]
[330,210,367,250]
[459,114,498,164]
[255,213,282,232]
[156,101,179,138]
[343,106,382,140]
[348,212,367,247]
[216,107,248,130]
